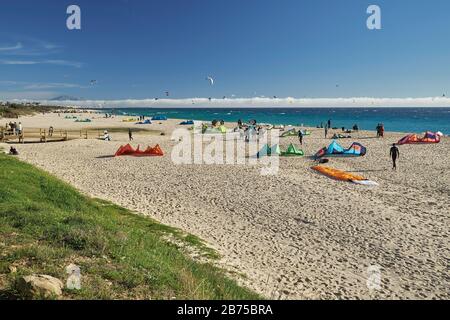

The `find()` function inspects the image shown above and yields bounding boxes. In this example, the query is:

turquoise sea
[102,107,450,135]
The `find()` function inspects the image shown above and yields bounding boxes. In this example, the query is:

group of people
[376,123,385,138]
[8,146,19,155]
[235,119,269,142]
[5,122,22,135]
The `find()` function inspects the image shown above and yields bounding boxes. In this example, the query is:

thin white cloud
[43,60,83,68]
[0,60,37,65]
[0,38,64,56]
[0,80,21,85]
[0,42,23,51]
[0,80,87,91]
[15,96,450,108]
[24,82,85,89]
[0,59,83,68]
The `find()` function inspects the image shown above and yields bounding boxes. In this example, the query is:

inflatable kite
[312,166,378,186]
[115,144,164,157]
[281,144,304,157]
[257,144,281,158]
[397,131,441,145]
[136,119,152,125]
[280,129,297,137]
[152,115,168,121]
[204,125,228,134]
[180,120,194,125]
[122,118,138,122]
[280,129,311,138]
[315,141,366,159]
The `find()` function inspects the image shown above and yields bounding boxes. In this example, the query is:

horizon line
[4,96,450,108]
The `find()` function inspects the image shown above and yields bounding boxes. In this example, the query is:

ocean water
[104,107,450,135]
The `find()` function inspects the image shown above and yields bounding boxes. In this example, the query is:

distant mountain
[50,95,81,101]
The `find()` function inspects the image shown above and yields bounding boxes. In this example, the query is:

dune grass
[0,153,260,300]
[0,104,57,119]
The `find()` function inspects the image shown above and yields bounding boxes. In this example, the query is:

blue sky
[1,0,450,101]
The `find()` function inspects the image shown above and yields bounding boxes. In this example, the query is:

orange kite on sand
[311,165,378,186]
[115,144,164,157]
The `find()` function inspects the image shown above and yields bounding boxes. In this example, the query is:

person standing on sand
[390,143,400,170]
[324,126,328,138]
[128,128,133,141]
[298,129,304,145]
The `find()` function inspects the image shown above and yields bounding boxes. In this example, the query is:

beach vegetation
[0,153,259,300]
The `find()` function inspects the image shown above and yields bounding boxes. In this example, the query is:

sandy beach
[1,112,448,299]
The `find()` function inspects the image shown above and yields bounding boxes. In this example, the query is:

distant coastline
[3,97,450,109]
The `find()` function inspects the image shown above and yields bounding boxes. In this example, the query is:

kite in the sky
[206,76,214,86]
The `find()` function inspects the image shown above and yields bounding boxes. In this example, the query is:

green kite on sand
[257,144,281,158]
[281,143,304,156]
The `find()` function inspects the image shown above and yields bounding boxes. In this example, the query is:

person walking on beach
[128,128,133,141]
[298,130,304,145]
[390,143,400,170]
[324,126,328,138]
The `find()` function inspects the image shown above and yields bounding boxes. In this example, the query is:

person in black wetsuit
[298,130,304,145]
[390,143,400,170]
[128,128,133,141]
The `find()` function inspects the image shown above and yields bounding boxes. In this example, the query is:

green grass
[0,104,57,119]
[0,154,260,300]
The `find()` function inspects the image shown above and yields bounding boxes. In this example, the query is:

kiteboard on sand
[311,165,378,186]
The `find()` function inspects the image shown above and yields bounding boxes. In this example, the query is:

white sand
[2,113,449,299]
